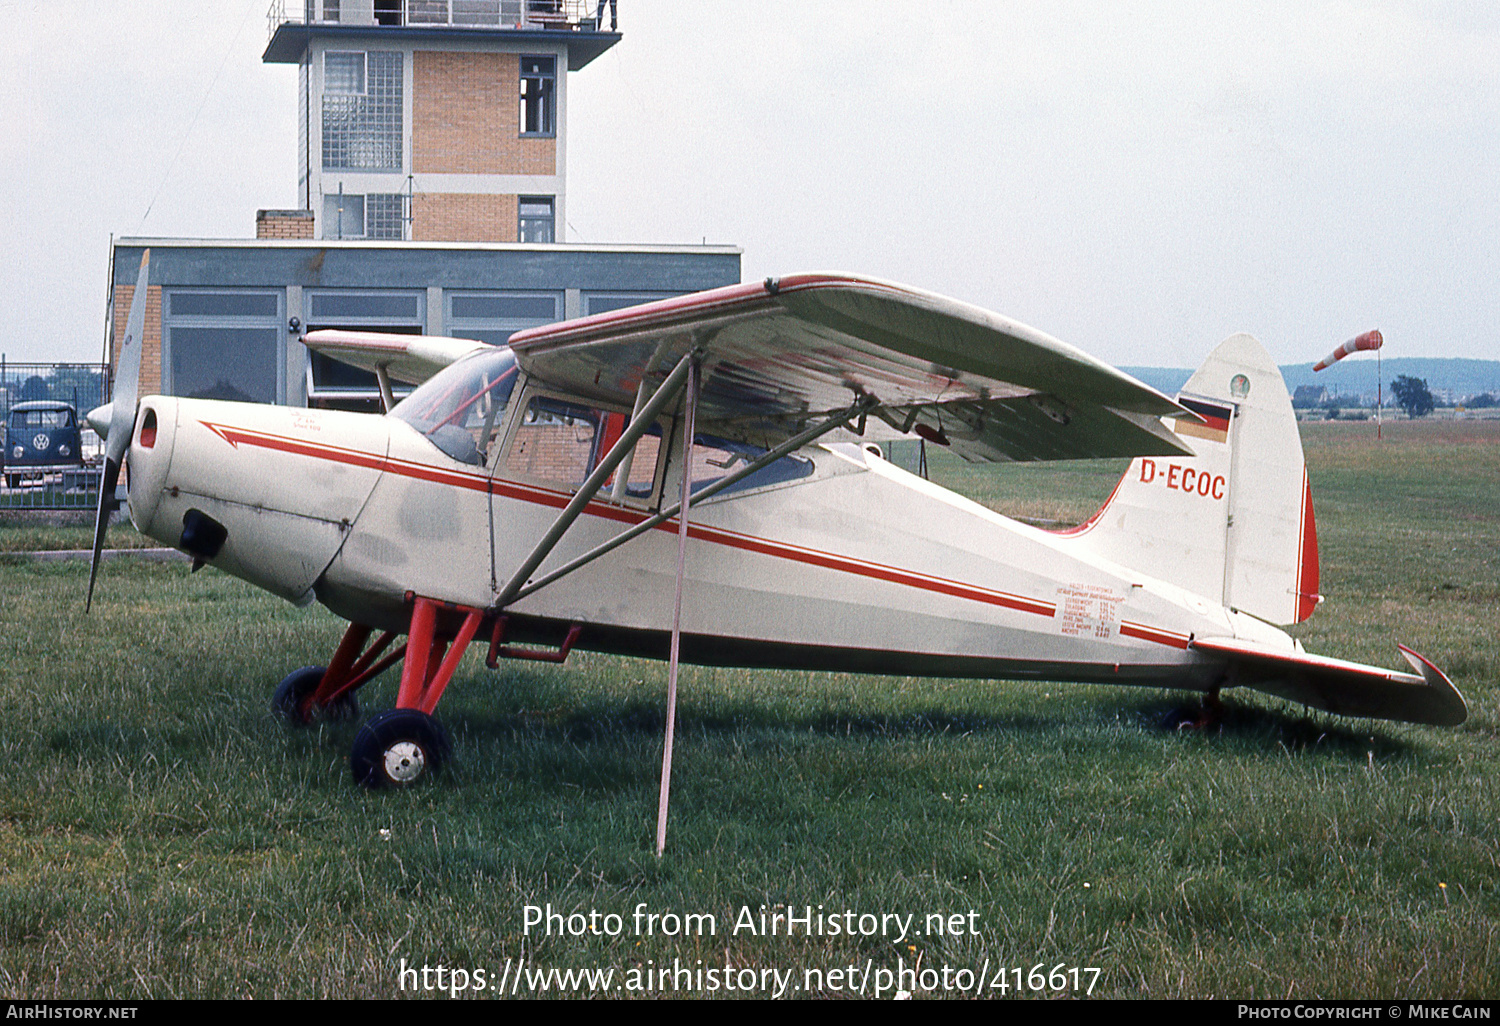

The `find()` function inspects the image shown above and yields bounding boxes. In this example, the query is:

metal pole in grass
[656,357,699,857]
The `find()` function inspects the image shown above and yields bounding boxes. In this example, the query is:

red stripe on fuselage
[1119,621,1192,649]
[201,419,1057,619]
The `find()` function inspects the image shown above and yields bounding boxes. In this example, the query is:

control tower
[262,1,620,243]
[112,0,737,413]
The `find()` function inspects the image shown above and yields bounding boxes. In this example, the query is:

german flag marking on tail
[1173,397,1233,444]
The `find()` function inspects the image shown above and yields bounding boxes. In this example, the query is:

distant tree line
[1290,376,1500,419]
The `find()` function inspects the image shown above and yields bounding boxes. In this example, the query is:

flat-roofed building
[111,3,741,409]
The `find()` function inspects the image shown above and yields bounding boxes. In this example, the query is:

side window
[599,414,662,501]
[505,396,603,488]
[503,397,665,500]
[519,56,555,135]
[688,434,814,496]
[518,196,555,243]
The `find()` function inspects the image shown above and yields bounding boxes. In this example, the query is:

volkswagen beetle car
[5,401,84,489]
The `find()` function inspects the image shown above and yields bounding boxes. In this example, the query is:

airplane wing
[1193,637,1468,726]
[507,274,1195,462]
[302,329,487,386]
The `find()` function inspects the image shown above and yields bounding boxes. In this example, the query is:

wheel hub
[383,741,427,783]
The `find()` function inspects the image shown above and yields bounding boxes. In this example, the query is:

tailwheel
[1161,689,1225,730]
[273,665,360,725]
[351,708,451,788]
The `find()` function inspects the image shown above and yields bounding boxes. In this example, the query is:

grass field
[0,420,1495,999]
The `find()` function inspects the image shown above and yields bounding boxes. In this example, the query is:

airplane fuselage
[126,393,1288,694]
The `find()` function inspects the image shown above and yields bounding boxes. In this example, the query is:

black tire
[273,665,360,725]
[350,709,451,788]
[1160,705,1199,730]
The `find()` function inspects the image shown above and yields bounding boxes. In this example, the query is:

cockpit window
[690,434,813,494]
[390,347,518,466]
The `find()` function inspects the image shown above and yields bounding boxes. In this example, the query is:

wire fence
[1,360,110,510]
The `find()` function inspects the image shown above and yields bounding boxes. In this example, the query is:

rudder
[1062,333,1319,626]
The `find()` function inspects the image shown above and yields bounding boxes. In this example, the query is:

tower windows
[323,192,365,238]
[520,56,555,136]
[322,50,403,171]
[321,192,404,239]
[519,196,555,243]
[374,0,403,26]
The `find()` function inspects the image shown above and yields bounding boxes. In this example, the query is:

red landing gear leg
[273,623,407,726]
[1162,686,1226,731]
[1195,688,1225,729]
[350,595,485,789]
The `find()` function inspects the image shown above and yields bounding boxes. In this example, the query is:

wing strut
[609,377,654,503]
[493,347,701,609]
[509,394,878,603]
[656,357,699,858]
[375,366,396,414]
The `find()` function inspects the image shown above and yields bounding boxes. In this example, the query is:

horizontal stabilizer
[1193,637,1468,726]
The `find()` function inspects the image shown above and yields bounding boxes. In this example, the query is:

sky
[2,0,1497,368]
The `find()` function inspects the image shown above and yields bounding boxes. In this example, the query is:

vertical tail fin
[1063,333,1319,625]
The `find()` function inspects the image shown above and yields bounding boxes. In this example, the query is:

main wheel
[273,666,360,725]
[350,709,451,788]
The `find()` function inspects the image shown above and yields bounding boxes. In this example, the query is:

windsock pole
[1314,329,1383,439]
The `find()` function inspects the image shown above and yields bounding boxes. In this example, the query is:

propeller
[85,250,150,612]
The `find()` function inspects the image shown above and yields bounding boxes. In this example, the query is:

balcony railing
[268,0,612,36]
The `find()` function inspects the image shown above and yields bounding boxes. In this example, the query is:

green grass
[0,510,156,555]
[0,421,1495,999]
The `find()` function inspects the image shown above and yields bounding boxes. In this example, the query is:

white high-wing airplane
[88,253,1467,801]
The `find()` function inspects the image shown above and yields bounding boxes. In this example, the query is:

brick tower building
[263,1,620,243]
[111,1,737,411]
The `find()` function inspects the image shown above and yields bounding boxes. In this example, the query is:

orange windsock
[1314,329,1383,371]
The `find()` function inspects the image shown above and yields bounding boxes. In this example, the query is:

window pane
[518,196,554,243]
[309,292,421,321]
[14,409,72,429]
[322,193,365,238]
[449,293,557,320]
[452,0,503,25]
[392,347,518,465]
[505,396,601,487]
[584,293,677,316]
[407,0,451,23]
[323,51,403,170]
[168,293,280,318]
[324,52,365,94]
[309,351,381,392]
[170,328,279,404]
[446,329,513,347]
[519,55,555,134]
[365,193,405,239]
[691,434,814,495]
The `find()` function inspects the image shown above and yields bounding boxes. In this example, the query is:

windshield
[12,408,74,429]
[390,346,518,466]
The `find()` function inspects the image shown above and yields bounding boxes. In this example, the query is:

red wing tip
[1396,644,1443,677]
[1395,645,1469,726]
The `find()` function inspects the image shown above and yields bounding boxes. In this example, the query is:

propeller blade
[86,250,150,612]
[84,458,123,613]
[106,251,150,464]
